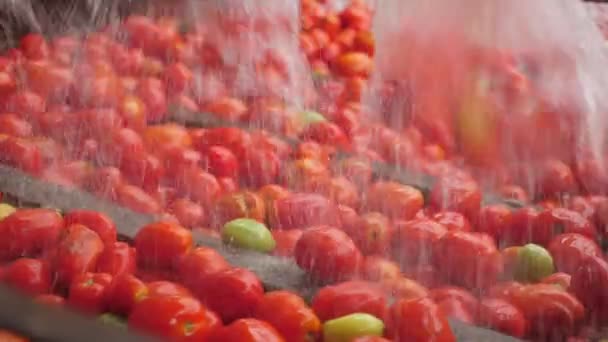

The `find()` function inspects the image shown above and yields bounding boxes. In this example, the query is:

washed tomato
[436,297,476,325]
[68,272,112,314]
[433,231,503,289]
[96,242,136,276]
[548,233,601,275]
[389,296,455,342]
[0,209,64,260]
[316,176,360,209]
[477,298,527,338]
[312,281,388,322]
[295,226,362,282]
[272,193,340,230]
[344,212,393,256]
[332,52,373,78]
[271,229,303,258]
[147,281,192,298]
[432,211,472,232]
[429,176,482,220]
[475,204,513,243]
[213,191,266,227]
[105,273,148,316]
[83,167,125,200]
[366,182,424,221]
[361,256,401,282]
[540,272,571,290]
[2,258,51,296]
[209,318,284,342]
[202,145,239,179]
[204,97,248,122]
[392,218,447,267]
[134,221,193,270]
[144,124,192,150]
[136,77,167,122]
[193,268,264,323]
[129,295,221,341]
[20,33,49,60]
[35,294,65,306]
[52,224,105,287]
[120,153,164,192]
[64,210,116,247]
[0,113,32,137]
[168,199,207,228]
[571,255,608,325]
[239,148,281,188]
[0,137,43,175]
[548,208,598,240]
[115,184,162,214]
[430,287,479,314]
[175,247,230,290]
[175,168,221,206]
[255,291,321,341]
[382,276,429,301]
[537,159,576,197]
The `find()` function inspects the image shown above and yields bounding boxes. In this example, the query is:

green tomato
[98,313,127,328]
[222,218,276,253]
[298,110,327,127]
[323,313,384,342]
[514,243,555,283]
[0,204,16,221]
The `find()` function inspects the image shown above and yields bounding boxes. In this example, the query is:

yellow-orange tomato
[143,124,192,150]
[332,52,373,78]
[203,97,248,122]
[119,94,147,133]
[353,30,375,56]
[213,191,266,226]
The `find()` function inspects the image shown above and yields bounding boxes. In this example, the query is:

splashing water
[366,0,608,192]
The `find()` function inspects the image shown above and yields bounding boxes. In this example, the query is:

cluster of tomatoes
[0,1,606,341]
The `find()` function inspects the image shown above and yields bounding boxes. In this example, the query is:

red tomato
[204,97,248,122]
[507,207,553,246]
[120,153,164,191]
[2,258,51,296]
[548,233,602,275]
[433,231,503,289]
[147,281,192,298]
[163,62,193,95]
[96,242,136,276]
[63,210,117,247]
[361,256,401,282]
[168,199,207,228]
[505,284,584,339]
[193,268,264,323]
[540,272,571,290]
[430,287,479,314]
[175,168,221,206]
[436,298,476,325]
[477,298,527,338]
[432,211,472,232]
[136,77,168,122]
[83,167,125,200]
[129,295,221,341]
[118,94,147,133]
[366,182,424,221]
[389,296,455,342]
[295,226,362,282]
[571,255,608,325]
[20,33,49,60]
[0,209,64,260]
[299,121,349,148]
[115,184,162,214]
[255,291,321,341]
[35,294,65,306]
[272,193,340,230]
[271,229,303,258]
[498,185,529,203]
[312,281,388,322]
[134,221,193,270]
[548,208,598,240]
[193,127,249,157]
[209,318,284,342]
[175,247,230,290]
[333,157,373,188]
[392,218,447,267]
[239,148,281,188]
[51,224,105,287]
[105,273,148,316]
[68,272,113,314]
[0,137,43,175]
[160,146,201,178]
[202,145,239,179]
[537,159,576,197]
[429,176,482,220]
[382,276,430,301]
[475,204,513,243]
[316,176,361,209]
[0,113,32,137]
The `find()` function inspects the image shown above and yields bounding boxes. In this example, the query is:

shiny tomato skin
[312,281,389,322]
[430,287,479,314]
[208,318,285,342]
[295,226,362,282]
[202,145,239,179]
[96,242,136,276]
[272,193,340,230]
[432,211,472,232]
[433,231,503,289]
[175,168,221,206]
[548,233,602,275]
[2,258,51,296]
[361,256,401,282]
[136,77,168,122]
[0,113,32,137]
[239,148,281,188]
[571,255,608,325]
[134,221,193,270]
[175,247,230,290]
[52,224,105,287]
[120,153,164,191]
[213,191,266,227]
[193,267,264,323]
[429,176,482,221]
[506,207,553,246]
[0,208,64,260]
[436,297,476,325]
[63,210,117,247]
[20,33,49,60]
[477,298,527,338]
[255,291,321,341]
[549,208,598,241]
[104,273,148,316]
[115,184,162,214]
[168,199,207,228]
[68,272,113,314]
[271,229,303,258]
[345,212,394,256]
[147,281,192,299]
[475,204,513,243]
[392,218,447,267]
[366,182,424,221]
[129,294,222,341]
[389,296,455,342]
[0,137,43,175]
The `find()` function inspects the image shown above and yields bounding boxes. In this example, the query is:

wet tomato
[389,296,455,342]
[68,272,113,314]
[432,211,472,232]
[63,210,117,247]
[571,255,608,325]
[96,242,136,276]
[272,193,340,230]
[175,247,230,291]
[209,318,284,342]
[271,229,303,258]
[51,224,105,287]
[0,209,64,260]
[312,281,388,322]
[361,256,401,282]
[392,218,447,267]
[548,233,602,275]
[134,221,193,270]
[255,291,321,341]
[105,273,148,316]
[168,199,207,228]
[213,191,266,227]
[2,258,51,296]
[477,298,527,338]
[366,182,424,221]
[429,176,482,221]
[147,281,192,299]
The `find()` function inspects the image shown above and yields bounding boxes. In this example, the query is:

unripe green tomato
[0,204,16,221]
[514,243,555,283]
[299,110,327,127]
[222,218,276,253]
[323,313,384,342]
